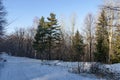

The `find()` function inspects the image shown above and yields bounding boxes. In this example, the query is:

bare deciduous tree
[83,13,95,61]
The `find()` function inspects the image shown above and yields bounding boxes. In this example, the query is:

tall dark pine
[46,13,62,60]
[33,16,46,58]
[112,25,120,63]
[95,10,109,63]
[33,13,62,60]
[0,0,6,52]
[73,30,84,61]
[73,30,84,73]
[0,0,6,37]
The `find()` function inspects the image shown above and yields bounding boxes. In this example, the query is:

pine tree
[0,0,6,52]
[0,0,6,37]
[33,16,46,58]
[33,13,62,60]
[72,30,84,73]
[46,13,62,60]
[95,10,109,63]
[112,25,120,63]
[73,30,84,61]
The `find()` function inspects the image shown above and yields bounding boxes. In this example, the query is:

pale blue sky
[4,0,103,33]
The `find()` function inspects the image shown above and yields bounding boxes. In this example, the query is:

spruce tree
[46,13,62,60]
[95,10,109,63]
[0,0,6,37]
[73,30,84,61]
[112,25,120,63]
[33,16,46,58]
[33,13,62,60]
[0,0,6,52]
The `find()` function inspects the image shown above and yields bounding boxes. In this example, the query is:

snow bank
[41,60,95,73]
[41,60,120,79]
[90,63,120,80]
[41,60,92,68]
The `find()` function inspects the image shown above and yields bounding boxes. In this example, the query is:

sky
[3,0,103,34]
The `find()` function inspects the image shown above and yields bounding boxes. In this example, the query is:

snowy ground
[0,54,106,80]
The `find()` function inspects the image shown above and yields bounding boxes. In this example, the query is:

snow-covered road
[0,54,104,80]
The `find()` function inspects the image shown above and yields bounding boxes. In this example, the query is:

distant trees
[3,28,35,58]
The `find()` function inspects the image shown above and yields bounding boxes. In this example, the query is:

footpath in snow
[0,53,115,80]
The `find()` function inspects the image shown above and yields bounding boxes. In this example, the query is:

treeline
[0,28,35,57]
[0,0,120,63]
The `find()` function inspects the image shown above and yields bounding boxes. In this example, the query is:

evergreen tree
[33,16,46,58]
[95,10,109,63]
[0,0,6,52]
[73,30,84,61]
[0,0,6,37]
[46,13,62,60]
[33,13,62,60]
[112,25,120,63]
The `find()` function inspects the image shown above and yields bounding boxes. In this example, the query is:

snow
[0,53,106,80]
[105,63,120,73]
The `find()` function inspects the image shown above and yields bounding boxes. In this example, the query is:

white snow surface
[103,63,120,74]
[0,53,106,80]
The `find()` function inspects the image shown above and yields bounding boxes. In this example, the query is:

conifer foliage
[112,25,120,63]
[46,13,62,59]
[33,13,62,59]
[0,0,6,52]
[0,0,6,37]
[95,10,109,63]
[73,30,84,61]
[33,16,46,54]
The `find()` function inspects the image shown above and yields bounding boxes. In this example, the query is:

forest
[0,0,120,64]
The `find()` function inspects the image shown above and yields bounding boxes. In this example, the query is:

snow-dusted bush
[90,63,120,80]
[39,60,120,79]
[68,62,120,79]
[68,62,95,74]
